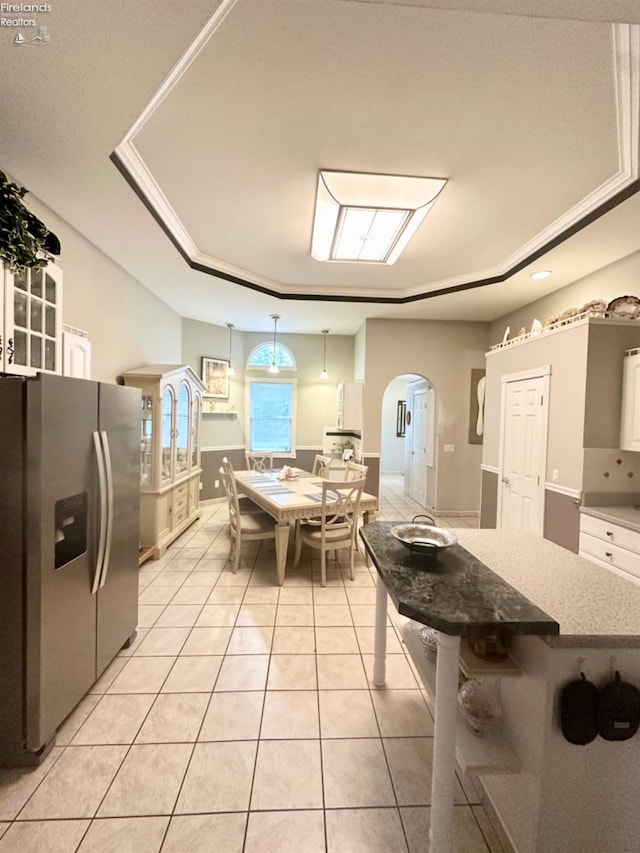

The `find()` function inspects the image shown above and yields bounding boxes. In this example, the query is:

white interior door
[498,370,549,533]
[410,388,427,505]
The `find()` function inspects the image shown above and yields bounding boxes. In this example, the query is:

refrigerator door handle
[92,430,108,595]
[99,430,114,589]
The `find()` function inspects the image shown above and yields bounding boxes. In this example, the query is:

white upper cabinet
[337,381,363,430]
[1,258,63,376]
[620,348,640,451]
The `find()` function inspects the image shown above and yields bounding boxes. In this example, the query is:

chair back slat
[312,453,333,477]
[220,467,240,532]
[345,460,368,481]
[245,452,274,471]
[321,478,366,531]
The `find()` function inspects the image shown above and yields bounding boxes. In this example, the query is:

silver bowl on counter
[390,514,457,558]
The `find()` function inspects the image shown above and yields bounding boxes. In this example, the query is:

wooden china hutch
[122,364,204,562]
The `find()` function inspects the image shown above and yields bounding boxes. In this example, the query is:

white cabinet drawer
[174,482,188,500]
[579,532,640,580]
[579,514,640,555]
[173,492,188,513]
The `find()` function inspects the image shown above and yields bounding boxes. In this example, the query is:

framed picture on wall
[201,357,230,399]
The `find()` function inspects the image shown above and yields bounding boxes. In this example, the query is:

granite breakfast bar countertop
[361,524,640,648]
[361,523,640,853]
[454,528,640,647]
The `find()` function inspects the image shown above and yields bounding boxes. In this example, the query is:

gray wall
[380,375,412,473]
[182,321,356,453]
[489,251,640,347]
[480,468,498,528]
[361,319,489,513]
[543,489,580,553]
[584,322,640,448]
[28,197,182,382]
[483,322,589,490]
[182,322,356,500]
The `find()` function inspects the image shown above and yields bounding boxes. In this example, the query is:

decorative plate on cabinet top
[558,307,579,323]
[606,295,640,318]
[544,312,561,328]
[579,298,607,317]
[530,318,543,335]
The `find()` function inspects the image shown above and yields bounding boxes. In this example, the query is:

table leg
[429,631,461,853]
[274,521,289,586]
[362,509,371,566]
[373,579,388,687]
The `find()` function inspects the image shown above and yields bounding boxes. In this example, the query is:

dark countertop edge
[364,530,560,639]
[579,505,640,534]
[395,600,559,638]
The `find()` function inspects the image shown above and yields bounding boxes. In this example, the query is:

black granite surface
[360,522,559,638]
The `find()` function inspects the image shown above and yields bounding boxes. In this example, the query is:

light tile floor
[0,476,499,853]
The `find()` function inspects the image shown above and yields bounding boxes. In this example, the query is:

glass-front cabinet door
[161,387,174,483]
[191,394,201,470]
[175,383,190,477]
[2,262,62,376]
[140,395,154,487]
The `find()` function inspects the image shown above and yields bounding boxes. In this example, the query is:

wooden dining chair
[220,467,276,573]
[312,453,333,477]
[345,460,368,481]
[292,477,366,586]
[344,460,369,561]
[245,451,274,471]
[221,457,262,512]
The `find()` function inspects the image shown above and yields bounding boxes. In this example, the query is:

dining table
[233,467,378,584]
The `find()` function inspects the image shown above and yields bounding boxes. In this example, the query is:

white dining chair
[222,457,262,512]
[344,460,369,560]
[245,451,274,471]
[345,460,368,480]
[312,453,333,477]
[220,467,276,573]
[293,477,366,586]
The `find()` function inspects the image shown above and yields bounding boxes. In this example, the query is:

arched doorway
[379,373,436,518]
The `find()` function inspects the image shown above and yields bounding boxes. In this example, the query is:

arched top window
[247,342,296,370]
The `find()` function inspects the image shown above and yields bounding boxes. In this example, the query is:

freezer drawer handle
[92,430,108,594]
[99,430,114,589]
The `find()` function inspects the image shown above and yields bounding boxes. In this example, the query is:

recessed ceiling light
[530,270,552,280]
[311,170,447,265]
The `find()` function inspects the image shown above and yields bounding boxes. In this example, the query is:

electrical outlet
[199,482,203,490]
[444,444,455,453]
[214,479,220,489]
[552,469,559,483]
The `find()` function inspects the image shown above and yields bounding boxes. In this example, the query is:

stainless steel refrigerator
[0,373,140,767]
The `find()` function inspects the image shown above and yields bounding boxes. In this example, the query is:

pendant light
[226,323,236,376]
[268,314,280,373]
[320,329,329,380]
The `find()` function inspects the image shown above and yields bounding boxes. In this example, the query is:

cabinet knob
[605,552,613,558]
[606,531,613,537]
